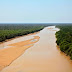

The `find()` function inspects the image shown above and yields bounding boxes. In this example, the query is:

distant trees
[56,25,72,59]
[0,24,48,42]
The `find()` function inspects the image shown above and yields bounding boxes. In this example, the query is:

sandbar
[0,36,40,71]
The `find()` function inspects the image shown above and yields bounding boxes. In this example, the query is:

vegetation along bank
[55,24,72,59]
[0,24,49,42]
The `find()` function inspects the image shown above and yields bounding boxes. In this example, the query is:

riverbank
[55,25,72,59]
[0,24,46,42]
[0,31,39,44]
[0,36,40,71]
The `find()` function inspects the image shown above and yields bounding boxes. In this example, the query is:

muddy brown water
[0,26,72,72]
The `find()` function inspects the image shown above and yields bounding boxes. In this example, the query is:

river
[0,26,72,72]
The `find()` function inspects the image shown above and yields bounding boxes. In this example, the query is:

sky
[0,0,72,23]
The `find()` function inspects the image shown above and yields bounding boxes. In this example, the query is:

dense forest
[0,24,49,42]
[55,24,72,59]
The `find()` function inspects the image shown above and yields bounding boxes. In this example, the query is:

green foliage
[56,24,72,59]
[0,24,48,42]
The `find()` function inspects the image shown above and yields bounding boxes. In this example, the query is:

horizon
[0,23,72,24]
[0,23,72,26]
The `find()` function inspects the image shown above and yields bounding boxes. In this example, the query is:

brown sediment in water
[0,36,40,71]
[1,26,72,72]
[57,45,72,62]
[52,30,57,31]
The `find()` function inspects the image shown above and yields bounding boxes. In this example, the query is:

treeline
[55,24,72,59]
[0,24,48,42]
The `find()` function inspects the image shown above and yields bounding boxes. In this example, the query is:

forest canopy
[55,24,72,59]
[0,24,48,42]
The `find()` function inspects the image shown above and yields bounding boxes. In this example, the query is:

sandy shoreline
[0,36,40,71]
[0,32,39,44]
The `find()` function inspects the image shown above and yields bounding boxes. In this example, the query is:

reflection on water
[1,26,72,72]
